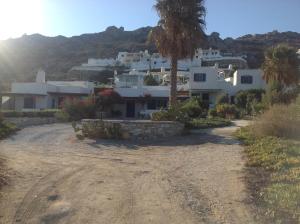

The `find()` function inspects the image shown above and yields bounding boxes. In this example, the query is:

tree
[262,45,300,105]
[262,44,299,86]
[149,0,206,107]
[144,74,159,86]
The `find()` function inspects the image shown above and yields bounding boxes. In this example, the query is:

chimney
[36,69,46,83]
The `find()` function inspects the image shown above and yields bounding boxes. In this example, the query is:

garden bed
[185,118,232,129]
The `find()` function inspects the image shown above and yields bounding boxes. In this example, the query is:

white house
[70,48,248,74]
[1,70,95,111]
[112,67,266,118]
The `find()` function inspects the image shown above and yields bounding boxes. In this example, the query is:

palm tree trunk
[170,55,178,107]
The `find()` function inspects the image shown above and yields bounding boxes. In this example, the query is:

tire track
[13,166,86,224]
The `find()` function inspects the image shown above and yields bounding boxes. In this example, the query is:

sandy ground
[0,121,256,224]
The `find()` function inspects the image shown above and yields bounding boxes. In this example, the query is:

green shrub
[54,110,70,122]
[185,118,232,129]
[216,104,239,119]
[0,121,18,140]
[208,108,218,118]
[151,106,188,122]
[151,98,207,122]
[180,98,206,118]
[144,74,159,86]
[235,89,265,115]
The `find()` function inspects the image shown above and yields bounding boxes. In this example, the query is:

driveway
[0,121,255,224]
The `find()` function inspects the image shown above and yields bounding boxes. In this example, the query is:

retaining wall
[81,119,184,141]
[4,117,57,128]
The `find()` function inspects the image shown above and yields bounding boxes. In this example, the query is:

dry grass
[235,97,300,223]
[250,99,300,140]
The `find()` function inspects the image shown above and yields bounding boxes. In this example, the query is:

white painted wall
[12,83,48,95]
[189,67,232,91]
[231,69,266,94]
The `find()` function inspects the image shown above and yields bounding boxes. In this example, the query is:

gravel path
[0,121,256,224]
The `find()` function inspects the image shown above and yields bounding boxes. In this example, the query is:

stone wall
[5,117,57,128]
[81,119,185,141]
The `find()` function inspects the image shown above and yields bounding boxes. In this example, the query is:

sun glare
[0,0,44,40]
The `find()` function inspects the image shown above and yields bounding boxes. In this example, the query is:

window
[241,75,253,84]
[194,73,206,82]
[147,100,168,110]
[231,96,235,104]
[24,97,35,109]
[52,98,56,108]
[202,93,209,101]
[147,100,156,110]
[157,100,168,109]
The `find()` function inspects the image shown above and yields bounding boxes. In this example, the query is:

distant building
[70,48,248,76]
[0,70,94,111]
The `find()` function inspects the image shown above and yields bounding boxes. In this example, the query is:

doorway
[126,101,135,118]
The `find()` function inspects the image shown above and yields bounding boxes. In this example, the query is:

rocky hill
[0,26,299,89]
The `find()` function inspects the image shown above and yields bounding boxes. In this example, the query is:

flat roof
[0,93,47,96]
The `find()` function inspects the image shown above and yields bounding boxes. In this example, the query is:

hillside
[0,26,300,89]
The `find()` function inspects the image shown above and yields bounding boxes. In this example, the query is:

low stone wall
[81,119,185,141]
[4,117,57,128]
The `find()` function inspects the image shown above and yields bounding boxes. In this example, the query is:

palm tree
[149,0,206,107]
[262,44,299,86]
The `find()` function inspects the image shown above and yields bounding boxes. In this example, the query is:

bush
[235,89,265,115]
[208,108,218,118]
[62,97,97,121]
[96,89,123,111]
[151,106,188,122]
[144,74,159,86]
[0,120,18,140]
[263,82,299,106]
[216,104,240,119]
[180,98,206,118]
[151,98,207,122]
[54,110,70,122]
[216,93,230,105]
[185,118,232,129]
[250,97,300,140]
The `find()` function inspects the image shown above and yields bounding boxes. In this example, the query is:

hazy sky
[0,0,299,40]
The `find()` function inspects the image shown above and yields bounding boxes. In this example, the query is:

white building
[112,67,266,118]
[1,70,94,111]
[71,48,248,74]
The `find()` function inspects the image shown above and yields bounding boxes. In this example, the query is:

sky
[0,0,299,40]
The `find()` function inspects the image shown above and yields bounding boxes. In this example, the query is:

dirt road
[0,121,255,224]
